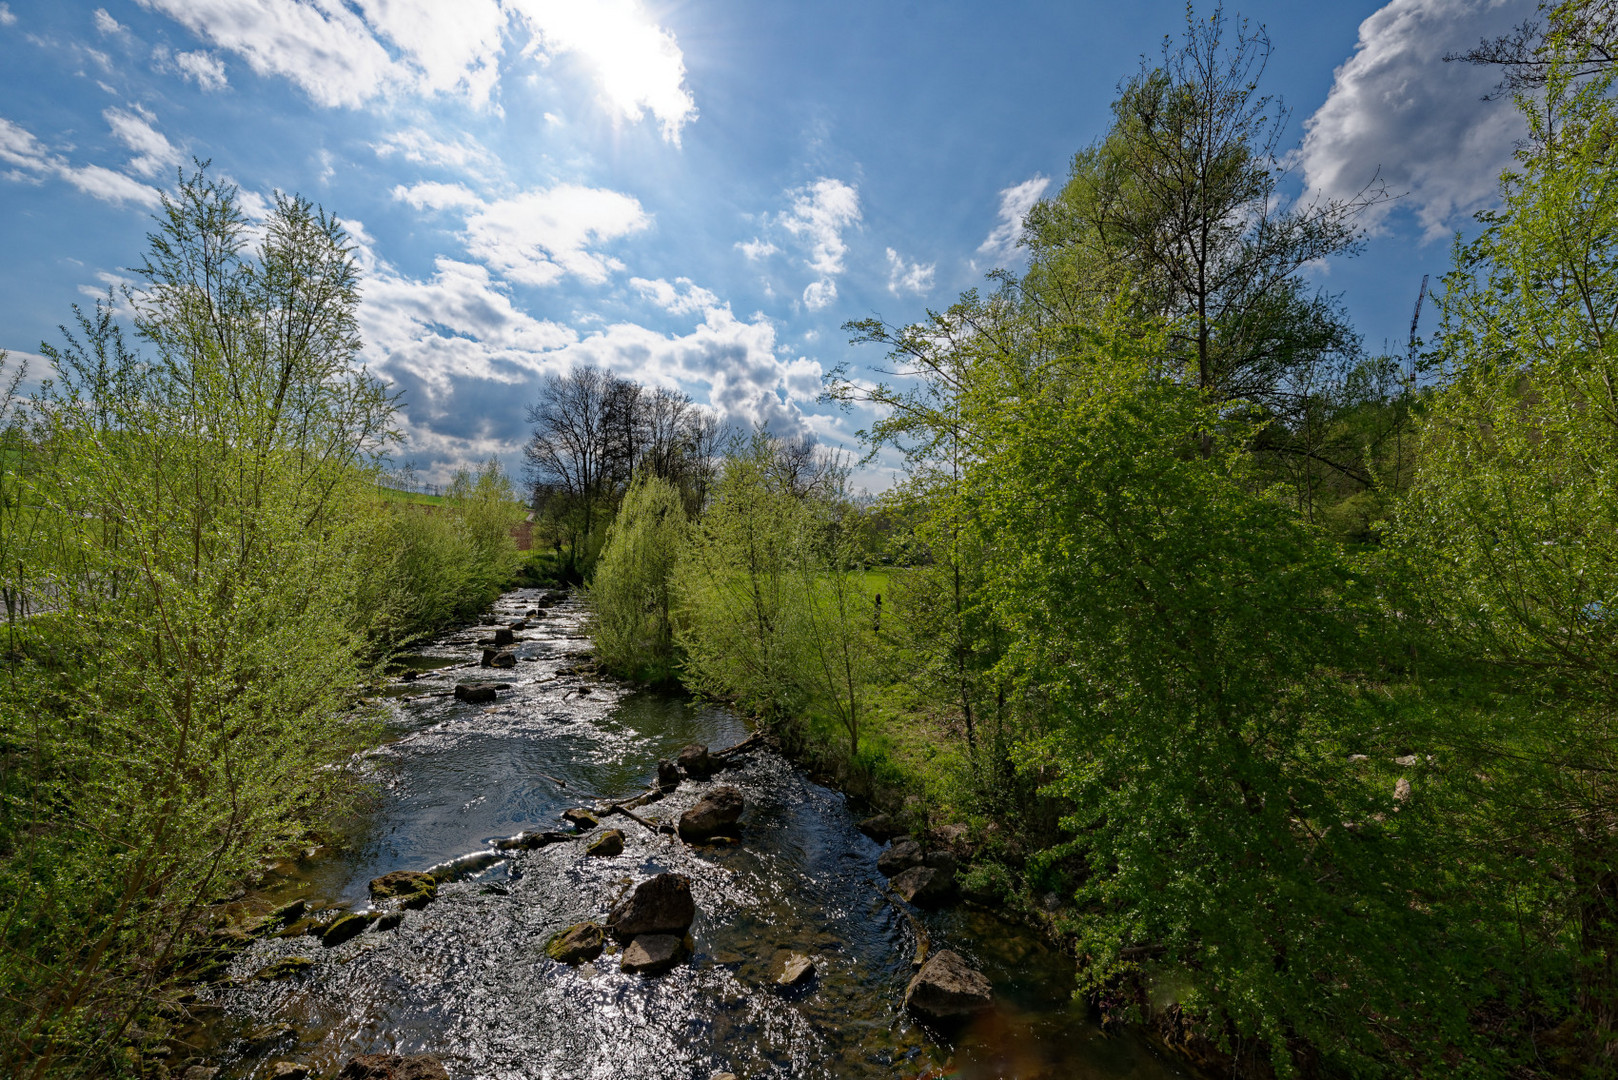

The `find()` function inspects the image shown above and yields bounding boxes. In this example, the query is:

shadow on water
[194,591,1192,1080]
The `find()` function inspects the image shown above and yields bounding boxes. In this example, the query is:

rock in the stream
[491,627,516,646]
[496,830,571,850]
[562,807,599,830]
[336,1054,450,1080]
[267,1063,310,1080]
[608,873,695,940]
[890,865,955,907]
[857,813,904,841]
[267,898,307,926]
[545,922,605,964]
[904,949,993,1023]
[319,912,368,948]
[253,956,314,981]
[369,870,438,910]
[455,683,496,704]
[489,650,517,669]
[244,1022,295,1054]
[620,933,687,975]
[480,648,499,668]
[877,838,924,877]
[657,759,682,792]
[777,952,815,986]
[586,829,625,857]
[678,786,745,842]
[677,743,713,779]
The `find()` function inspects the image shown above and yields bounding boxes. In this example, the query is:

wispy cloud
[631,275,720,315]
[978,174,1049,260]
[885,247,934,296]
[92,8,128,36]
[778,177,860,310]
[103,105,181,178]
[0,114,159,207]
[735,237,778,261]
[0,5,17,28]
[373,127,495,171]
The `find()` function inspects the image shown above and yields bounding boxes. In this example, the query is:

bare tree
[1448,1,1618,95]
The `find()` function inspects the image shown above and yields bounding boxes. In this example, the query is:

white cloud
[1298,0,1531,241]
[777,177,860,309]
[174,49,228,90]
[373,127,495,170]
[885,248,934,296]
[802,278,837,310]
[93,8,127,36]
[462,184,651,287]
[736,237,778,261]
[133,0,697,139]
[979,174,1050,260]
[506,0,697,142]
[0,114,160,207]
[103,106,180,178]
[0,5,16,28]
[392,180,480,210]
[134,0,404,108]
[630,276,720,315]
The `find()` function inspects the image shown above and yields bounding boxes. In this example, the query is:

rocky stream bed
[175,590,1194,1080]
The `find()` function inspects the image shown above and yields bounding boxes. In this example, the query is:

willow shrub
[590,473,688,682]
[0,168,393,1077]
[964,331,1510,1075]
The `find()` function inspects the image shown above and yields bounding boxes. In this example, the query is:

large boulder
[620,934,687,976]
[857,813,904,841]
[544,922,604,964]
[335,1055,449,1080]
[369,871,437,910]
[904,950,993,1023]
[586,829,625,857]
[319,912,369,948]
[678,786,745,842]
[676,744,713,779]
[608,873,695,940]
[657,759,682,792]
[877,838,924,877]
[890,865,955,907]
[923,851,960,877]
[561,807,599,830]
[455,683,496,704]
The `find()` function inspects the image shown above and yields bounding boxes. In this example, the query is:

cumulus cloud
[1298,0,1532,240]
[393,180,480,210]
[631,276,720,315]
[735,237,778,261]
[885,248,934,296]
[776,177,859,310]
[0,114,159,207]
[174,49,227,90]
[103,105,181,178]
[133,0,697,138]
[462,184,650,287]
[93,8,127,36]
[373,127,495,170]
[507,0,697,141]
[979,174,1050,260]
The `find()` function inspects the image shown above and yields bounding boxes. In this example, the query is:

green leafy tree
[591,473,689,682]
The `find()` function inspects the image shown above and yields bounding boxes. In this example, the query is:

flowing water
[193,590,1194,1080]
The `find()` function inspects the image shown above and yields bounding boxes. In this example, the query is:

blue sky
[0,0,1533,487]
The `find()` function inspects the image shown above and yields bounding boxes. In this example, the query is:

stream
[192,589,1194,1080]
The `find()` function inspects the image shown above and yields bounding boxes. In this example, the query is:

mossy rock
[320,913,368,948]
[253,956,315,981]
[586,829,625,857]
[544,922,605,964]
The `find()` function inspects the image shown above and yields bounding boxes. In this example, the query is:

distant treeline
[0,167,522,1077]
[584,6,1618,1076]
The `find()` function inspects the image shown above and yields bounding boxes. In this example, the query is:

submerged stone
[252,956,314,981]
[904,949,993,1023]
[335,1054,449,1080]
[777,952,815,986]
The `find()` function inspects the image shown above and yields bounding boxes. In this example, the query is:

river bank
[161,589,1194,1080]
